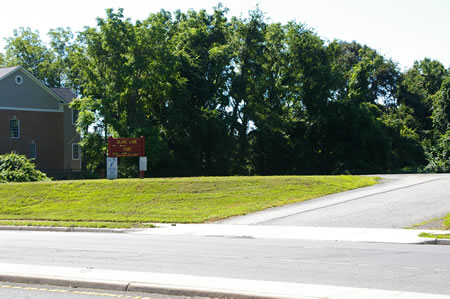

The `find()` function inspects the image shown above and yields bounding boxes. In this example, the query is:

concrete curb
[0,274,272,299]
[436,238,450,245]
[0,225,134,233]
[0,274,129,292]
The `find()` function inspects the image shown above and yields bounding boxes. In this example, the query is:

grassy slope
[419,232,450,239]
[0,176,378,227]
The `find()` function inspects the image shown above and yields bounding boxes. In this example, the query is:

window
[72,109,79,124]
[72,143,80,160]
[15,75,23,85]
[9,118,20,138]
[29,142,37,159]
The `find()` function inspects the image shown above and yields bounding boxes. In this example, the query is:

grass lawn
[419,232,450,240]
[0,175,378,228]
[418,211,450,240]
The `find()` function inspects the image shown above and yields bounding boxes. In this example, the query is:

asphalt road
[221,174,450,227]
[0,230,449,295]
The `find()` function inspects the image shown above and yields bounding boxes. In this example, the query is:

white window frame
[29,142,37,159]
[9,117,20,139]
[15,75,23,85]
[72,143,80,160]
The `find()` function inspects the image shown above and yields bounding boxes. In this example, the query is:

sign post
[139,156,147,178]
[106,157,118,180]
[107,136,146,179]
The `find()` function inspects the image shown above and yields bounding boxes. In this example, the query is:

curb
[436,239,450,245]
[0,274,278,299]
[0,225,133,234]
[420,238,444,245]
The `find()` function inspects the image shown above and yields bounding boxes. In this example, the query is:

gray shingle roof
[0,66,20,79]
[50,88,77,103]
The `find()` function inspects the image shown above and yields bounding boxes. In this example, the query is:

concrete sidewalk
[1,223,449,244]
[131,223,450,244]
[1,263,449,299]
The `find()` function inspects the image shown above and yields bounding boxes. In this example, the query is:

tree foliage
[1,6,448,176]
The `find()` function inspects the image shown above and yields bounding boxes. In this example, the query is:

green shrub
[0,152,49,183]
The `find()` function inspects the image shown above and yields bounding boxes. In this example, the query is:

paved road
[0,230,449,295]
[221,174,450,227]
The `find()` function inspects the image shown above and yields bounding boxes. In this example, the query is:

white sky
[1,0,449,70]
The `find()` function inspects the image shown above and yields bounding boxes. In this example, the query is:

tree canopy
[1,6,449,175]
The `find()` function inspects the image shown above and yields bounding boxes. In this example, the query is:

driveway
[219,174,450,228]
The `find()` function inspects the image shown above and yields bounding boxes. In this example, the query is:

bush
[0,152,49,183]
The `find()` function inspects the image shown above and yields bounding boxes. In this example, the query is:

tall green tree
[431,76,450,134]
[424,76,450,172]
[248,22,291,175]
[317,42,402,173]
[397,58,448,133]
[229,9,268,174]
[3,28,62,87]
[47,27,78,89]
[166,5,234,175]
[396,58,448,171]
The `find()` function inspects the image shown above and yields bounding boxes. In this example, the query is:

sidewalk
[131,223,450,245]
[1,263,449,299]
[1,223,448,245]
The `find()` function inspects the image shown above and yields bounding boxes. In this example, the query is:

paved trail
[221,174,450,227]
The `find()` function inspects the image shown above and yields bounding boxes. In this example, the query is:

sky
[1,0,449,70]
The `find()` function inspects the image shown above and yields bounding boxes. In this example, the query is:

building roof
[50,88,77,104]
[0,66,20,79]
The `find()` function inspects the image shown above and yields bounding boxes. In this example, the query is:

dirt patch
[413,218,446,230]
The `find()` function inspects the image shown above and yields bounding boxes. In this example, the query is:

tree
[70,9,142,174]
[3,28,63,87]
[397,58,448,133]
[424,76,450,172]
[47,27,78,89]
[431,76,450,134]
[283,23,338,174]
[314,41,403,174]
[166,5,235,175]
[396,59,449,171]
[229,8,268,174]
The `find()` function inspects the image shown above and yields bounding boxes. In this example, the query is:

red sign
[108,137,145,158]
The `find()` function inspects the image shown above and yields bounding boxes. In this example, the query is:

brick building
[0,66,81,171]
